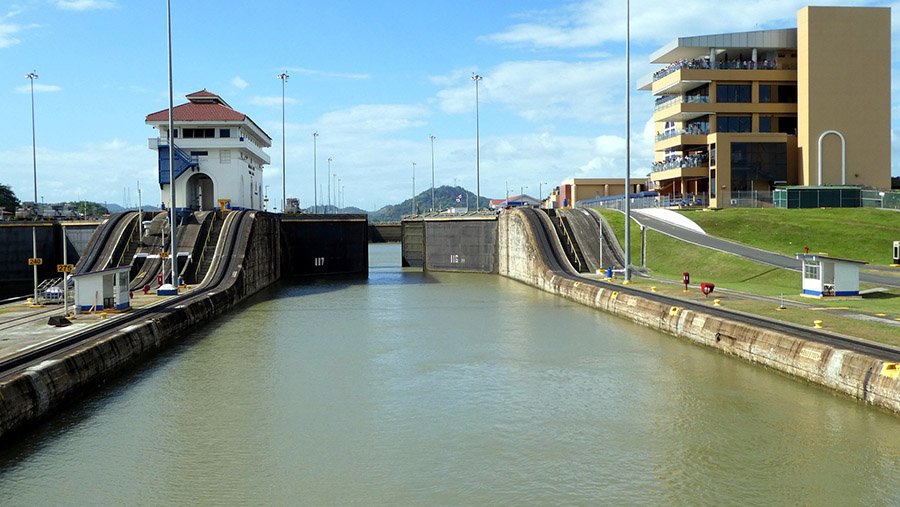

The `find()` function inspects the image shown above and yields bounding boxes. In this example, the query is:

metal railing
[655,127,710,142]
[654,94,710,112]
[651,154,709,172]
[728,191,775,208]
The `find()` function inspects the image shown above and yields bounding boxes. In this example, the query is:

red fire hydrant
[143,284,150,295]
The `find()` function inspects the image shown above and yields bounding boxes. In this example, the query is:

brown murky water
[1,244,897,505]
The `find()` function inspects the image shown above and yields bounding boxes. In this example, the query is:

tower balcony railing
[655,126,710,142]
[651,153,709,173]
[653,57,786,82]
[654,94,710,112]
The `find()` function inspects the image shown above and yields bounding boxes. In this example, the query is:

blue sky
[2,0,899,210]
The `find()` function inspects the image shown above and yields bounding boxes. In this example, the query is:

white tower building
[146,90,271,210]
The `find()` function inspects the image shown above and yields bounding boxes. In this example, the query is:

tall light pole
[166,0,178,289]
[539,181,547,208]
[277,71,289,214]
[327,156,332,214]
[337,177,342,210]
[26,71,39,306]
[624,0,632,283]
[333,173,337,213]
[472,73,483,211]
[411,162,416,215]
[312,131,319,213]
[429,134,436,212]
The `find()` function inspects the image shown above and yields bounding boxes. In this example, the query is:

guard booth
[72,266,132,313]
[795,253,867,298]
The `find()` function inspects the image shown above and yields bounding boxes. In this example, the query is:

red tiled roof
[146,102,246,122]
[185,89,219,99]
[146,89,244,122]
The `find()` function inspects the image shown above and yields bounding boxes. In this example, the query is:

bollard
[713,299,721,306]
[650,286,657,292]
[813,320,824,328]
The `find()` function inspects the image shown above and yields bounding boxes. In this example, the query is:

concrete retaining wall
[498,209,900,414]
[0,212,281,440]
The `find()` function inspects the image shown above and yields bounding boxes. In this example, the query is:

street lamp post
[337,177,342,211]
[333,173,337,213]
[429,134,436,212]
[411,162,416,215]
[327,156,332,214]
[539,181,547,208]
[165,0,178,290]
[472,73,483,210]
[313,131,319,213]
[26,71,39,306]
[624,0,632,282]
[277,72,289,214]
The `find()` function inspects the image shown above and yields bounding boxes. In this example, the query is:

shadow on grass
[736,267,782,283]
[863,291,900,300]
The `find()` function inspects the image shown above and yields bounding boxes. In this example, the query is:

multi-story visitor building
[638,6,890,208]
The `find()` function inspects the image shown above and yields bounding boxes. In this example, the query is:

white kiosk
[795,253,867,298]
[72,266,132,313]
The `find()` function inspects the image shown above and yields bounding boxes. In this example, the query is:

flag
[455,194,462,202]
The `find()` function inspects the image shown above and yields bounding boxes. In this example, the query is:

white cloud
[285,67,370,80]
[436,59,627,124]
[484,0,874,48]
[249,95,298,107]
[55,0,116,11]
[231,76,249,90]
[0,23,22,48]
[316,104,430,136]
[1,140,156,205]
[15,83,63,93]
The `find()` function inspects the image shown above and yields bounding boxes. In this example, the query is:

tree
[0,184,20,214]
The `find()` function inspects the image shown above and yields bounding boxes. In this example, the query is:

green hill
[368,186,490,223]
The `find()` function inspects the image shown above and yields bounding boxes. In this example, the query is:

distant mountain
[368,186,491,223]
[301,205,368,214]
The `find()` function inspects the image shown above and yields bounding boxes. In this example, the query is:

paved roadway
[629,210,900,288]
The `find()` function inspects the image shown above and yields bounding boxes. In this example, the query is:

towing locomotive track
[519,207,900,362]
[0,210,253,381]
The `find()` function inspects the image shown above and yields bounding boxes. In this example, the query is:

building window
[778,116,797,135]
[710,143,716,165]
[190,151,208,157]
[716,83,751,103]
[220,150,231,164]
[183,128,215,138]
[759,84,796,104]
[718,116,752,133]
[729,142,787,191]
[804,262,820,280]
[759,115,773,133]
[220,128,231,138]
[710,169,716,198]
[172,129,179,138]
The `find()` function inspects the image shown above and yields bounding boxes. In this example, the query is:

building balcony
[654,95,710,112]
[648,165,709,182]
[651,154,709,173]
[149,136,271,164]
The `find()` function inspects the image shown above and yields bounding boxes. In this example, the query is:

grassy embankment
[594,207,900,346]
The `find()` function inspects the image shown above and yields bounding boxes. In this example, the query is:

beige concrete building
[552,178,645,208]
[638,6,891,208]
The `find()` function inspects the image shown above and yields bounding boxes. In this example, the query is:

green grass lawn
[594,207,900,323]
[676,207,899,265]
[596,208,800,296]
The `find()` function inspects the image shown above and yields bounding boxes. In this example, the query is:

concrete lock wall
[0,212,281,439]
[498,209,900,414]
[424,218,498,273]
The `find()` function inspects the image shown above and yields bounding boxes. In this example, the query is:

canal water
[1,244,897,504]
